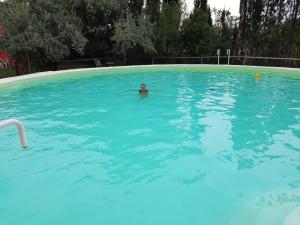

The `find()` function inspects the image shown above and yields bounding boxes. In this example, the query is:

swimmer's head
[140,84,147,90]
[256,74,261,79]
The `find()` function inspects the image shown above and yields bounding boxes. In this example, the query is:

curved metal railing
[0,119,28,149]
[151,56,300,67]
[0,61,9,70]
[58,55,300,69]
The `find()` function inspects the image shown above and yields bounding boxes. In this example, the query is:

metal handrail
[0,119,28,149]
[0,61,9,70]
[239,56,300,61]
[152,56,300,60]
[151,55,300,67]
[36,55,300,70]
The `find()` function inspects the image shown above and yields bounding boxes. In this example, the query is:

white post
[0,119,28,148]
[25,51,31,74]
[227,49,231,65]
[5,48,11,71]
[217,49,220,65]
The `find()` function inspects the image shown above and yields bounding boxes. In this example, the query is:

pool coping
[1,64,300,85]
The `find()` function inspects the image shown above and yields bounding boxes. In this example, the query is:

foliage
[181,9,212,55]
[1,0,300,75]
[155,2,182,56]
[111,14,156,64]
[0,1,32,54]
[213,9,239,51]
[239,0,300,57]
[70,0,128,58]
[146,0,161,23]
[0,0,87,69]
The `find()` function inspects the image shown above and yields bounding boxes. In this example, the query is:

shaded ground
[0,70,16,79]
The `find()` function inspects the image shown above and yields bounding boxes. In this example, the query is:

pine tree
[239,0,248,51]
[146,0,161,22]
[194,0,208,12]
[129,0,144,16]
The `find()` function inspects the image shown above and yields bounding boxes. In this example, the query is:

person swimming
[139,84,148,93]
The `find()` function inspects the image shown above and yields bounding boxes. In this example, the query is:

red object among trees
[0,23,9,62]
[0,22,29,74]
[0,51,8,61]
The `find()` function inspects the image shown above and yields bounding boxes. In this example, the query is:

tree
[238,0,300,59]
[146,0,161,23]
[111,14,156,65]
[0,0,33,74]
[194,0,212,25]
[214,9,238,52]
[129,0,144,16]
[0,1,31,55]
[71,0,128,58]
[194,0,208,12]
[1,0,300,75]
[287,0,299,57]
[181,8,212,56]
[163,0,180,5]
[156,2,182,56]
[0,0,87,71]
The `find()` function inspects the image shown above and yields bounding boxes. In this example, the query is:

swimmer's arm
[127,90,160,91]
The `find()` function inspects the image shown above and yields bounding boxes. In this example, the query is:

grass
[57,61,94,70]
[0,69,17,79]
[0,62,92,79]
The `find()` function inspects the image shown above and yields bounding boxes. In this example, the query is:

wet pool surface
[0,66,300,225]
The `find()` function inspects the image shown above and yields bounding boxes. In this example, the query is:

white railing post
[227,49,231,65]
[0,119,28,149]
[5,49,11,71]
[217,49,221,65]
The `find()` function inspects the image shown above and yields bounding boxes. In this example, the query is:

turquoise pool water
[0,66,300,225]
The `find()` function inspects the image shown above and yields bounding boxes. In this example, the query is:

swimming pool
[0,65,299,225]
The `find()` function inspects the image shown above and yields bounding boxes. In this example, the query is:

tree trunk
[165,41,169,56]
[123,52,128,65]
[25,51,31,74]
[278,0,285,24]
[15,64,20,76]
[264,0,270,30]
[287,0,299,57]
[239,0,248,52]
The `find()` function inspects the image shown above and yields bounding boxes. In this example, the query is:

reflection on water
[0,69,299,225]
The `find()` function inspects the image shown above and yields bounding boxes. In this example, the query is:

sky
[186,0,240,16]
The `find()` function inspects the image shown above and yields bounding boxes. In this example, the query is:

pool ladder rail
[0,119,28,149]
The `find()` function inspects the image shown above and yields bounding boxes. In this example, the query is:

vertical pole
[217,49,220,65]
[4,48,11,71]
[227,49,231,65]
[25,50,31,74]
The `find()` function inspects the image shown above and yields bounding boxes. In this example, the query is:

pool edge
[1,64,300,85]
